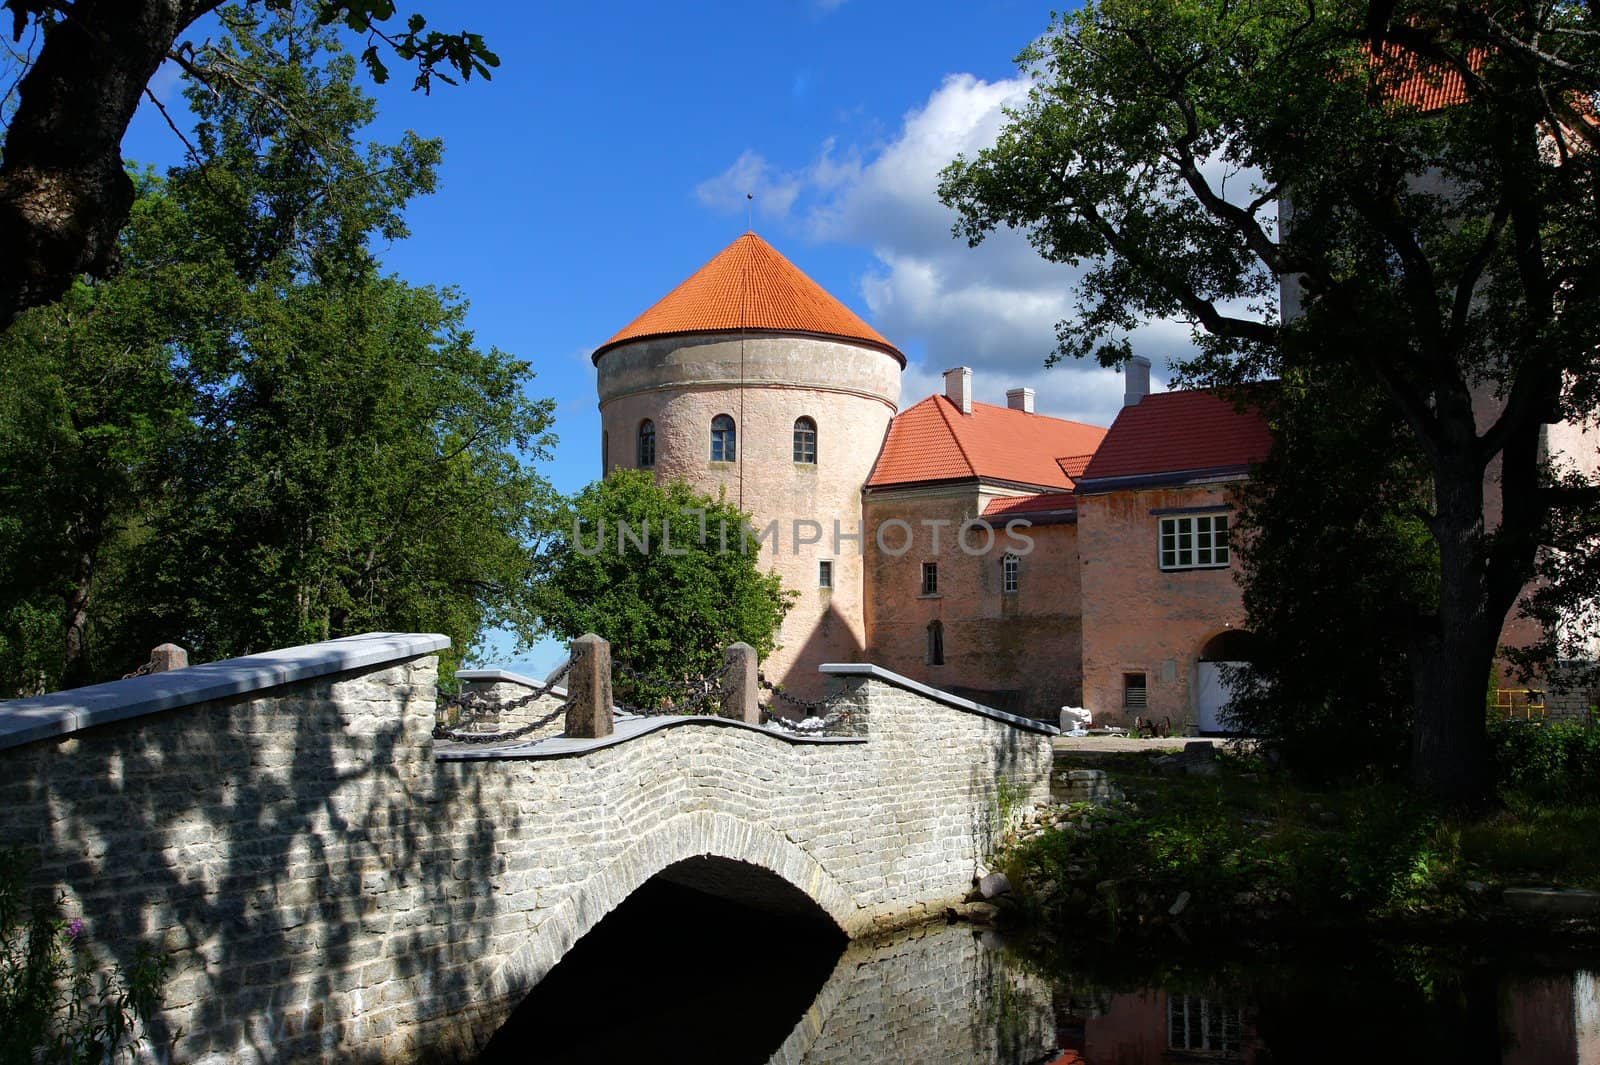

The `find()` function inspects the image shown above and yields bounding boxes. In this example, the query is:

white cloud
[695,72,1219,427]
[695,150,802,221]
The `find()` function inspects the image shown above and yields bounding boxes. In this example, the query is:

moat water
[477,880,1600,1064]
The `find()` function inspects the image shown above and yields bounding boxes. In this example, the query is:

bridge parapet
[0,632,1055,1063]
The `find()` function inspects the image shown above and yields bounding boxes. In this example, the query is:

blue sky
[122,1,1185,673]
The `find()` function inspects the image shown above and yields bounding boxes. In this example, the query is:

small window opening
[1002,553,1019,593]
[710,414,736,462]
[1123,672,1148,709]
[921,562,939,596]
[793,417,817,464]
[818,560,833,589]
[637,419,656,467]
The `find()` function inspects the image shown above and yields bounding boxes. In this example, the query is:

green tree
[534,471,793,706]
[0,0,498,330]
[1223,371,1439,779]
[940,0,1600,807]
[0,11,553,692]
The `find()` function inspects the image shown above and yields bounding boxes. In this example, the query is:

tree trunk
[1410,452,1498,810]
[61,547,97,689]
[0,0,215,329]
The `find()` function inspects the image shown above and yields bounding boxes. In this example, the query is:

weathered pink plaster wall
[596,333,899,698]
[1078,485,1246,731]
[863,488,1083,717]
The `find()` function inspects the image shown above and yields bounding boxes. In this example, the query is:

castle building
[594,233,1597,728]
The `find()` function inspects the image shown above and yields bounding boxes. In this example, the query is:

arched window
[637,419,656,468]
[793,416,817,464]
[710,414,736,462]
[1002,553,1020,593]
[927,620,945,666]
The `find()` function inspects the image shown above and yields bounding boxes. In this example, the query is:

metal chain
[757,673,855,734]
[122,658,157,680]
[432,662,574,744]
[615,658,730,717]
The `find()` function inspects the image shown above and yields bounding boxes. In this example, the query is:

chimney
[1123,355,1151,407]
[943,366,973,415]
[1006,387,1035,414]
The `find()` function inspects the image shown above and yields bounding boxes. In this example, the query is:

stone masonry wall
[0,650,1052,1064]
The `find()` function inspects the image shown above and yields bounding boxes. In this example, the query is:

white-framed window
[1123,672,1147,709]
[793,417,817,464]
[818,560,833,588]
[1159,513,1230,570]
[1002,553,1019,593]
[1168,996,1241,1054]
[637,419,656,467]
[921,562,939,596]
[710,414,736,462]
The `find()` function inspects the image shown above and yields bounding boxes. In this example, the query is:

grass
[1000,751,1600,938]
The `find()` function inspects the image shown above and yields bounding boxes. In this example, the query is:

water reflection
[477,877,1600,1065]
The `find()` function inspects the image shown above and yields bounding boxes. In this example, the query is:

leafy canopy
[940,0,1600,806]
[0,10,553,693]
[534,471,793,703]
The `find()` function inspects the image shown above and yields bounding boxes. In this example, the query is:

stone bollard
[564,633,614,739]
[150,644,188,672]
[720,642,759,724]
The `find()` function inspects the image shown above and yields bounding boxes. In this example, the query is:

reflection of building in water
[1504,971,1600,1065]
[1052,989,1263,1064]
[774,923,1055,1065]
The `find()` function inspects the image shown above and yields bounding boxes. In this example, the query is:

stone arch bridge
[0,632,1055,1063]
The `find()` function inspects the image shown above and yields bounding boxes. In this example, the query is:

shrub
[0,849,165,1065]
[1487,718,1600,803]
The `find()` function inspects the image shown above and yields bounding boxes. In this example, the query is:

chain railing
[759,673,856,734]
[432,662,574,744]
[432,636,858,744]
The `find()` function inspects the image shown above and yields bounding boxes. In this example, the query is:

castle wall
[1078,484,1247,731]
[862,487,1084,718]
[597,334,899,698]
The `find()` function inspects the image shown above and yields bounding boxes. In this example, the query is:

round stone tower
[593,233,903,698]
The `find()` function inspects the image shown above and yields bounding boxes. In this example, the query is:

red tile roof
[1370,41,1483,112]
[1056,454,1094,480]
[594,233,903,364]
[982,491,1078,517]
[1078,388,1274,484]
[867,395,1108,490]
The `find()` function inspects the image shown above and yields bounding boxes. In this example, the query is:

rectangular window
[818,560,833,589]
[1168,996,1241,1053]
[1123,672,1148,709]
[1159,514,1230,570]
[1002,554,1019,593]
[921,562,939,596]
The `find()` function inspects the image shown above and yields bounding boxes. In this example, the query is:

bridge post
[721,642,759,724]
[565,633,614,739]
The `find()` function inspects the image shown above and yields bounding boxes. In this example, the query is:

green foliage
[1488,719,1600,803]
[1003,760,1467,933]
[4,1,498,96]
[534,471,793,704]
[0,11,554,693]
[0,849,166,1065]
[939,0,1600,805]
[1224,370,1438,780]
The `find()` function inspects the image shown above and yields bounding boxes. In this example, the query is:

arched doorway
[1195,629,1257,734]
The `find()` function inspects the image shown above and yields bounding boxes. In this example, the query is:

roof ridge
[934,394,979,479]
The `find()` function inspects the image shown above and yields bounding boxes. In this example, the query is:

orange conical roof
[592,233,904,365]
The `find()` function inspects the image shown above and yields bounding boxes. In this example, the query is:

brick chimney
[943,366,973,415]
[1123,355,1151,407]
[1006,387,1035,414]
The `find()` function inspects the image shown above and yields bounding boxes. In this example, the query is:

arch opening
[477,857,845,1064]
[1200,628,1258,662]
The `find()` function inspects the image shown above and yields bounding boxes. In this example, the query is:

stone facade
[0,637,1053,1064]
